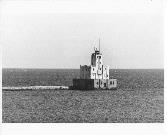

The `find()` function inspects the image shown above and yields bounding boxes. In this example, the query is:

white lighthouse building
[80,48,109,80]
[73,39,117,90]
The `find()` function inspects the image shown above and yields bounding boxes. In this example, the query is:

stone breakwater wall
[2,86,69,90]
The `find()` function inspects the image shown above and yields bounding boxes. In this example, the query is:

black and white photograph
[1,0,165,128]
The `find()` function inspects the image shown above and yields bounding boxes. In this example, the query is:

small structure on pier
[72,39,117,90]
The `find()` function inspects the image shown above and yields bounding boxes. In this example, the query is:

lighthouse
[73,39,117,90]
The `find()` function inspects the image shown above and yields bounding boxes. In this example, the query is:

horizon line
[2,67,164,70]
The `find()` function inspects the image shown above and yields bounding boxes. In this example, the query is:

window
[93,68,94,71]
[104,83,106,87]
[100,68,101,70]
[99,56,101,59]
[97,82,98,85]
[113,81,114,85]
[110,81,112,85]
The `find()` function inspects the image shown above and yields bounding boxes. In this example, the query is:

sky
[1,0,164,69]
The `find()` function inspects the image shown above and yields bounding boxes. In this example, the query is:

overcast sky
[1,0,164,69]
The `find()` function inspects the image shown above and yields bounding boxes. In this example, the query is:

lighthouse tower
[73,39,117,90]
[90,46,109,80]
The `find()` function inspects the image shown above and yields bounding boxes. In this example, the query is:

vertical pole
[99,38,100,53]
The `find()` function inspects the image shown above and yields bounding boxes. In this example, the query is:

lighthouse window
[104,83,106,87]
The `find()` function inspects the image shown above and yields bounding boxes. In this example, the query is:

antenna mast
[99,38,100,53]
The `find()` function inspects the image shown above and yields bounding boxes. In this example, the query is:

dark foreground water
[2,68,164,123]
